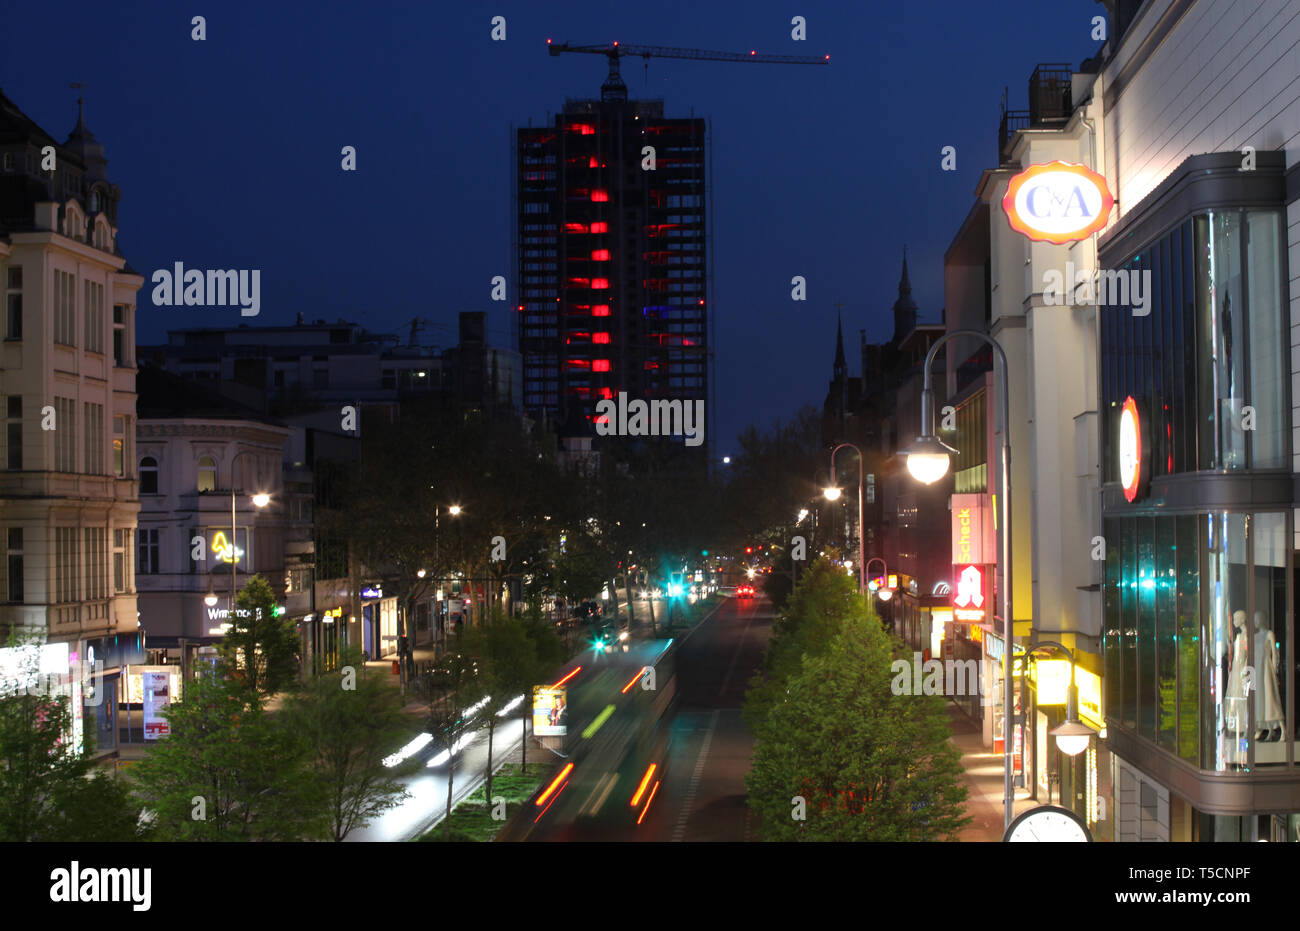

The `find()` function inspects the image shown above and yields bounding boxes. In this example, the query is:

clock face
[1003,805,1092,842]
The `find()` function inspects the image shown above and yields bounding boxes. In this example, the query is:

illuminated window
[197,456,216,492]
[591,189,609,202]
[592,305,611,316]
[591,278,610,289]
[592,359,611,372]
[593,332,610,344]
[591,249,610,261]
[590,222,609,233]
[565,222,588,233]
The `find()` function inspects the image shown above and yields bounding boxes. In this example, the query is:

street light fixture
[826,443,866,595]
[902,328,1014,831]
[227,449,270,615]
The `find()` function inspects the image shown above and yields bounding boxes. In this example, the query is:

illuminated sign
[142,670,171,740]
[361,586,383,599]
[1002,161,1114,244]
[1118,396,1149,502]
[952,565,986,622]
[532,685,568,737]
[1076,668,1103,729]
[887,574,898,590]
[1032,659,1072,705]
[951,493,994,565]
[210,530,244,565]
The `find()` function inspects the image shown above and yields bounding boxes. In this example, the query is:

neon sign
[1003,161,1114,244]
[1118,396,1148,502]
[211,531,244,565]
[953,564,986,622]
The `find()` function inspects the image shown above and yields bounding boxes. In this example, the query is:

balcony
[998,63,1074,164]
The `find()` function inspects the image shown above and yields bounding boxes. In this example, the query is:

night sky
[4,0,1101,451]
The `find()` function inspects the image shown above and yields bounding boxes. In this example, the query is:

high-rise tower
[515,87,708,440]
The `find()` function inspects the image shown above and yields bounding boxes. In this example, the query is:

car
[737,584,755,598]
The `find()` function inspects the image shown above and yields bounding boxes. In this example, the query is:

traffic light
[745,547,753,554]
[701,549,709,557]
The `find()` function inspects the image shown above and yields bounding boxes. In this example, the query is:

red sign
[1003,161,1114,244]
[1118,395,1148,503]
[952,564,987,622]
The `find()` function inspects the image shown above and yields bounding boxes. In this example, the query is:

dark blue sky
[5,0,1100,450]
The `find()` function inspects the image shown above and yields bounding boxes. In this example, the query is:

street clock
[1002,805,1092,842]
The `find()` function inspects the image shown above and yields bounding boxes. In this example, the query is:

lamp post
[900,328,1013,830]
[227,449,270,614]
[824,443,866,595]
[864,556,889,610]
[1020,640,1095,811]
[435,504,463,642]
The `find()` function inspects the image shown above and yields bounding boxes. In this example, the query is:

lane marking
[672,708,719,841]
[718,607,759,698]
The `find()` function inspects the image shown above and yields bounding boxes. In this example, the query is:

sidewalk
[946,702,1037,841]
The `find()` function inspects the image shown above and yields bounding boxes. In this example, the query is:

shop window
[7,528,22,602]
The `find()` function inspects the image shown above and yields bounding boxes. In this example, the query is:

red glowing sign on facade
[590,222,608,233]
[1119,395,1149,503]
[592,332,610,344]
[953,565,986,622]
[591,278,610,289]
[592,305,610,316]
[592,359,611,372]
[591,250,610,261]
[591,189,609,202]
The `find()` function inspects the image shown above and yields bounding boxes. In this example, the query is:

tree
[130,666,322,841]
[0,637,144,842]
[423,651,478,841]
[283,646,410,840]
[745,576,970,841]
[218,574,300,701]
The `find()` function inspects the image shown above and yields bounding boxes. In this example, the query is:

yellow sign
[1076,668,1103,729]
[1032,660,1072,705]
[211,531,243,565]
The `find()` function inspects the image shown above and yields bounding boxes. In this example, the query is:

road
[640,593,772,841]
[509,592,773,842]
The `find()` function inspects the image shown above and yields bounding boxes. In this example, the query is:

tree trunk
[520,705,528,774]
[648,590,657,636]
[624,572,636,631]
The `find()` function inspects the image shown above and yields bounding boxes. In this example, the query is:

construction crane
[546,39,829,99]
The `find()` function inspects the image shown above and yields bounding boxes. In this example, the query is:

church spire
[833,306,847,379]
[892,246,918,345]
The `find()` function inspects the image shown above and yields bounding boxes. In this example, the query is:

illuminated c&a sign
[1002,161,1114,244]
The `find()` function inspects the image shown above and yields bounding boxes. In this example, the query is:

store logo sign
[1119,396,1148,502]
[953,564,986,622]
[1003,161,1114,244]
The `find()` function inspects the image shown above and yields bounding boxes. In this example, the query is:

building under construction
[515,52,709,443]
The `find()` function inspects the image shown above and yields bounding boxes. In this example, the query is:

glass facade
[1100,211,1288,480]
[1102,512,1293,771]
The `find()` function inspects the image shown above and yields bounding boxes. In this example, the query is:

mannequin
[1224,609,1250,765]
[1253,611,1284,740]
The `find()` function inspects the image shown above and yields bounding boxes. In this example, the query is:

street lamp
[865,557,890,607]
[227,449,270,614]
[901,328,1013,830]
[825,443,866,595]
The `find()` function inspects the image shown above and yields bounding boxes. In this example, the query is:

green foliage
[130,667,322,841]
[743,559,970,841]
[746,609,971,841]
[0,638,144,841]
[744,559,863,733]
[217,574,300,700]
[282,646,410,841]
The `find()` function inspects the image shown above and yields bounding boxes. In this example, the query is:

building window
[83,280,103,353]
[84,527,106,601]
[137,456,158,494]
[53,397,76,473]
[138,528,160,575]
[1,153,12,172]
[5,396,20,470]
[113,305,128,366]
[114,416,129,477]
[53,270,75,347]
[83,402,103,474]
[197,456,216,492]
[6,528,22,603]
[54,526,78,603]
[5,266,20,339]
[113,528,128,592]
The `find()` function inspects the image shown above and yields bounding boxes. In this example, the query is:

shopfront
[1098,152,1298,840]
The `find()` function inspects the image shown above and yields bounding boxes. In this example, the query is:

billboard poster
[142,670,171,740]
[532,685,567,737]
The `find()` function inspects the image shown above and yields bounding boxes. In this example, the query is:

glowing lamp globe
[901,435,958,485]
